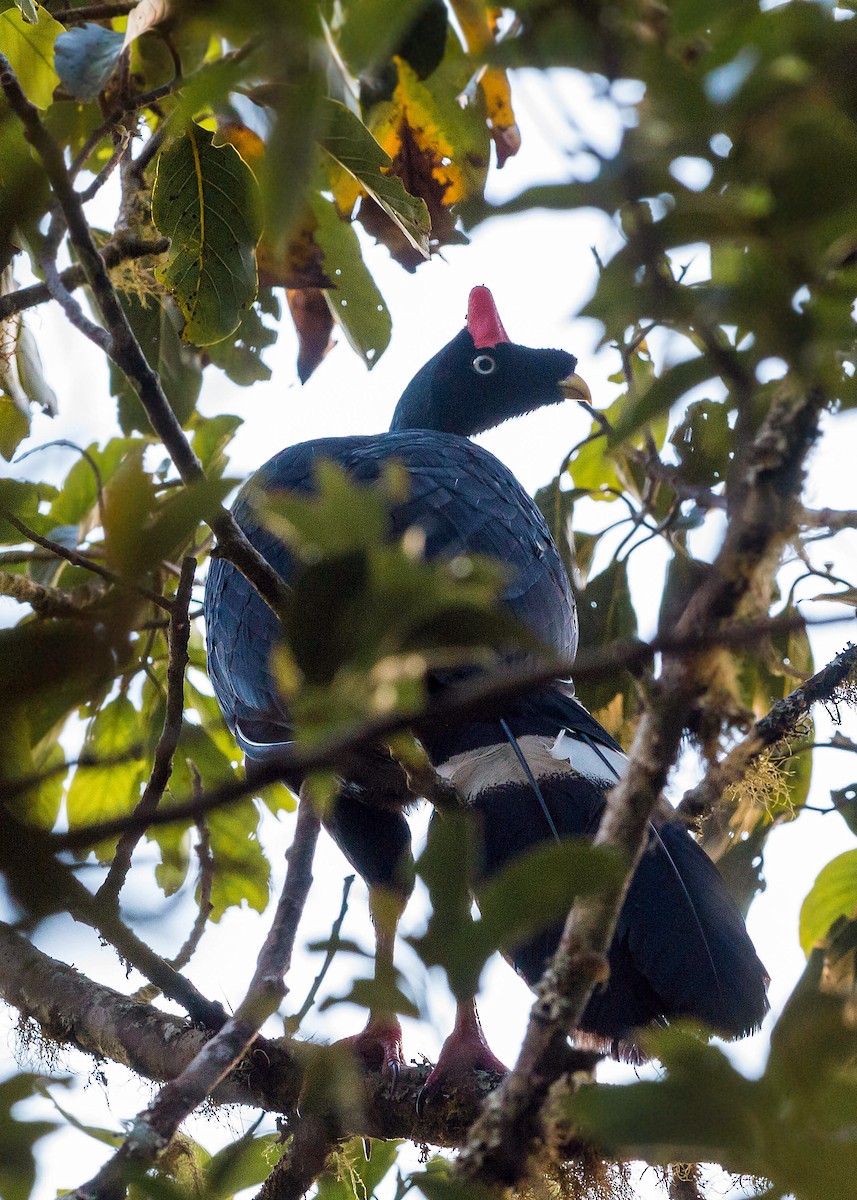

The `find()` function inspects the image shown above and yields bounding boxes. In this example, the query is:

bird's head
[389,286,591,435]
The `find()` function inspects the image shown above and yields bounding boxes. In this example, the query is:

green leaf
[669,398,731,485]
[575,559,638,711]
[0,396,29,460]
[320,971,420,1019]
[832,782,857,837]
[204,296,277,386]
[0,5,62,108]
[34,1079,123,1148]
[321,97,429,258]
[0,477,53,542]
[799,849,857,955]
[65,694,145,858]
[336,0,437,73]
[0,1074,67,1200]
[0,620,116,745]
[205,1132,282,1200]
[54,22,124,100]
[110,291,202,435]
[205,800,270,921]
[309,192,391,368]
[152,123,261,345]
[48,437,145,527]
[412,810,621,999]
[611,355,722,444]
[315,1136,402,1200]
[190,412,242,475]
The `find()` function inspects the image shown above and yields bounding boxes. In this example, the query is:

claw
[387,1059,399,1098]
[336,1016,405,1077]
[362,1137,372,1161]
[416,999,507,1113]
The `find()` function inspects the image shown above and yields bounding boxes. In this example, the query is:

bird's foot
[416,1021,507,1117]
[337,1016,406,1087]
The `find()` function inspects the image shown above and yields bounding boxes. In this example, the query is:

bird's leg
[417,995,507,1113]
[322,789,415,1078]
[341,884,409,1075]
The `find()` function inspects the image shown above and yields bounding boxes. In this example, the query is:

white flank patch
[549,730,628,785]
[437,730,629,801]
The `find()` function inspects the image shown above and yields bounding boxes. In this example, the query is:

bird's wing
[204,432,577,754]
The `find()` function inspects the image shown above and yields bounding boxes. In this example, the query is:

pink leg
[337,886,408,1077]
[418,996,507,1113]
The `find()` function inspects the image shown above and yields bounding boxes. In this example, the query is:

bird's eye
[472,354,496,375]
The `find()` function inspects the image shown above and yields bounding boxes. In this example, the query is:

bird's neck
[389,331,485,436]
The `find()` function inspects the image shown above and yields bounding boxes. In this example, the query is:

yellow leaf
[391,57,468,205]
[0,5,62,110]
[479,66,521,167]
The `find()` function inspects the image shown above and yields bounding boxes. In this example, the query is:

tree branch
[2,514,172,612]
[678,641,857,823]
[0,569,105,617]
[51,3,138,20]
[0,54,290,620]
[49,610,851,852]
[800,506,857,532]
[66,785,320,1200]
[0,916,584,1150]
[0,809,226,1030]
[97,557,196,909]
[0,237,168,322]
[454,386,824,1187]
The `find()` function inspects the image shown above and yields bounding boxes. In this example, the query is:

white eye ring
[472,354,496,375]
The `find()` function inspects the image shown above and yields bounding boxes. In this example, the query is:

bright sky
[2,66,856,1199]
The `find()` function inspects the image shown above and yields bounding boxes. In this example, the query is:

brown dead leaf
[286,288,335,383]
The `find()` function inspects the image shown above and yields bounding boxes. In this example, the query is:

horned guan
[204,286,768,1099]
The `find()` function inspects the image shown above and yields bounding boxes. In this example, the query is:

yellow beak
[559,371,592,404]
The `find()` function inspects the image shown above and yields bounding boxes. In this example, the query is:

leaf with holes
[309,192,391,368]
[152,124,261,346]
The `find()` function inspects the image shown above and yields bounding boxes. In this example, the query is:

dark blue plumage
[433,684,768,1045]
[204,286,768,1082]
[205,432,578,762]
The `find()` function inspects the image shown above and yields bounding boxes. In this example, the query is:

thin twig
[97,557,196,909]
[79,127,133,202]
[66,785,321,1200]
[172,819,214,971]
[51,3,137,20]
[133,816,215,1003]
[2,514,172,611]
[287,873,355,1035]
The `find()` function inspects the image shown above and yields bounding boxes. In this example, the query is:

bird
[204,286,768,1097]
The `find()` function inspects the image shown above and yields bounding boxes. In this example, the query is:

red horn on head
[467,286,511,348]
